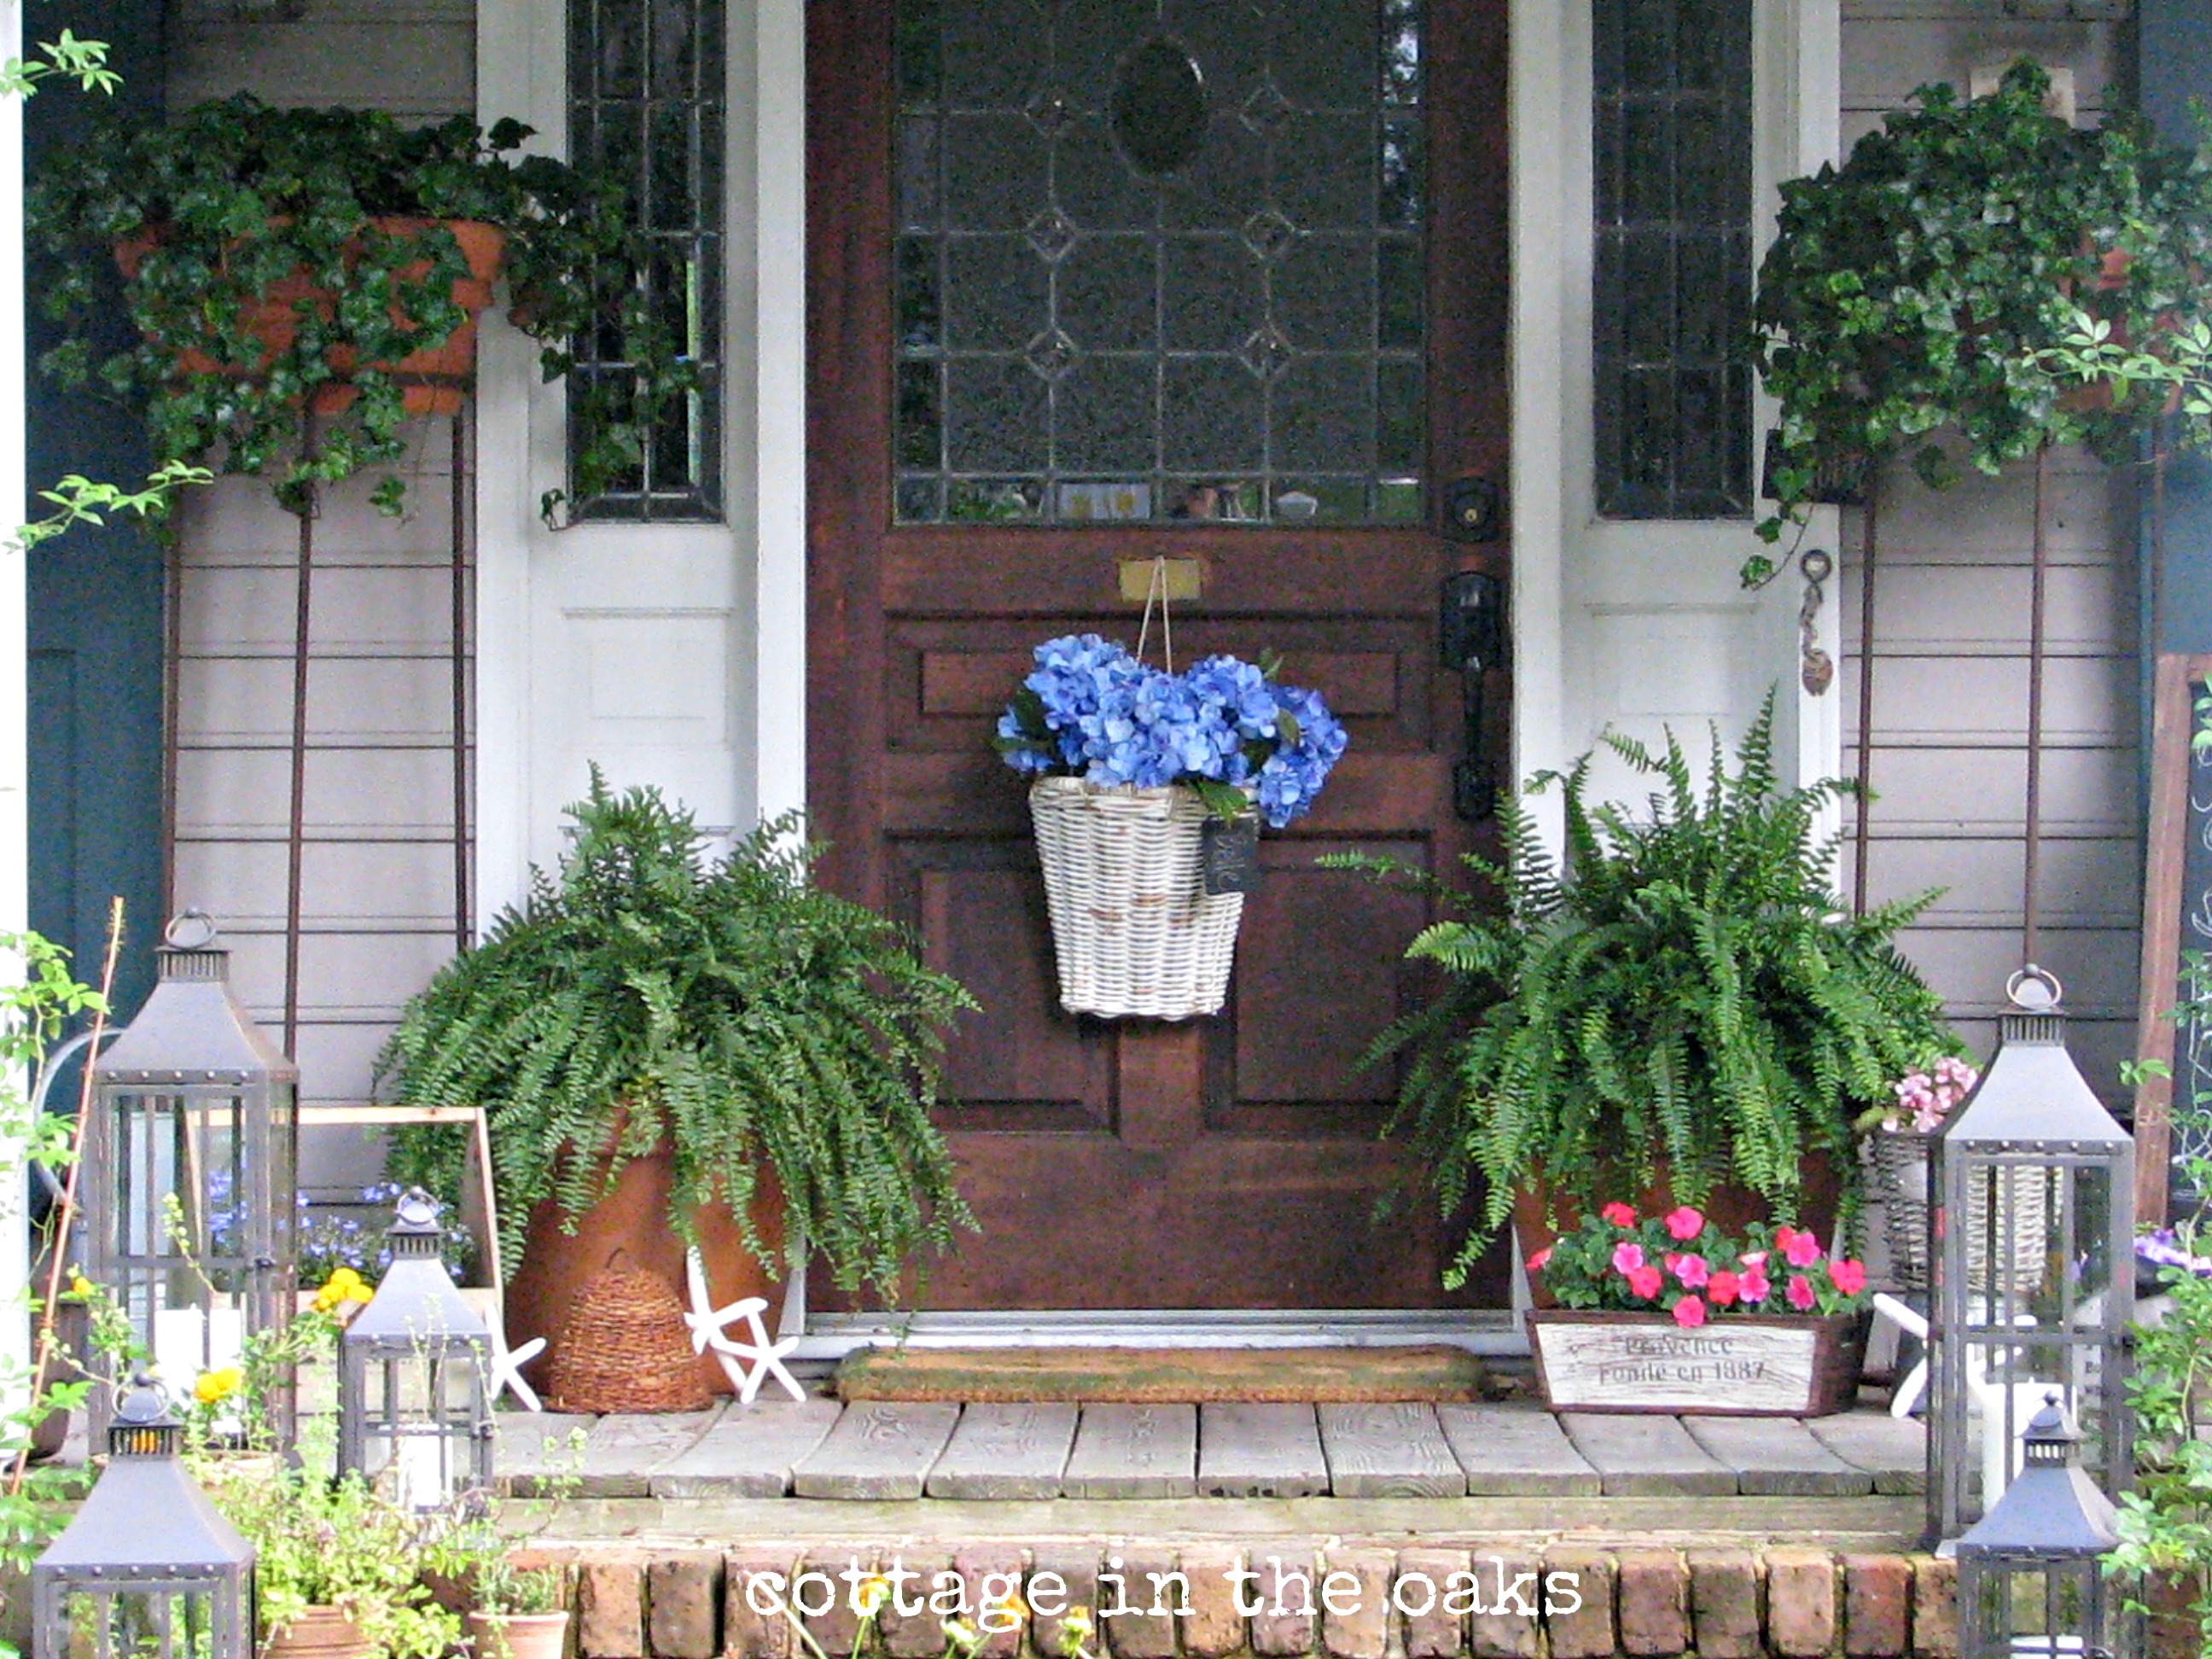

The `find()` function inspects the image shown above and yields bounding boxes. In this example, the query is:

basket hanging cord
[1134,556,1175,672]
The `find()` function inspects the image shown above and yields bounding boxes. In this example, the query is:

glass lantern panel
[1962,1561,2108,1659]
[359,1350,487,1511]
[110,1092,249,1381]
[52,1587,235,1659]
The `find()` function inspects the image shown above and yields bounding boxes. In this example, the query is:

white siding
[166,0,472,121]
[1837,0,2140,1093]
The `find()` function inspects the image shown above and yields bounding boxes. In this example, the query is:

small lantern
[1956,1394,2132,1659]
[338,1188,494,1511]
[85,913,300,1441]
[1930,967,2133,1545]
[33,1377,255,1659]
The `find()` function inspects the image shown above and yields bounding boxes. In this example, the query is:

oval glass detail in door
[1110,38,1207,178]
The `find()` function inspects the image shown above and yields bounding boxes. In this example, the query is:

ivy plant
[1752,61,2212,572]
[1331,697,1959,1289]
[375,771,979,1301]
[28,94,701,521]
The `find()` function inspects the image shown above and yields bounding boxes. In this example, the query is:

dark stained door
[807,0,1511,1310]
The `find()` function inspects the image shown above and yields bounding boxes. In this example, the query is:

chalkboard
[2133,653,2212,1225]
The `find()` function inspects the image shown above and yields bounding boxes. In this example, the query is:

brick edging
[514,1543,1964,1659]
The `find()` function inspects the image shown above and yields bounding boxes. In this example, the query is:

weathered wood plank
[571,1410,722,1497]
[1683,1415,1873,1497]
[493,1410,597,1496]
[1317,1402,1464,1498]
[790,1401,961,1500]
[648,1398,844,1499]
[924,1402,1080,1500]
[1060,1404,1198,1499]
[1197,1403,1329,1498]
[1807,1411,1930,1495]
[1435,1403,1603,1496]
[1559,1412,1738,1497]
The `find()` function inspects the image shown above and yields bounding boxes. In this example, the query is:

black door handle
[1441,571,1506,820]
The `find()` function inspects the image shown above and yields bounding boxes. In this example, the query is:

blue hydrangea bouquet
[995,635,1348,1019]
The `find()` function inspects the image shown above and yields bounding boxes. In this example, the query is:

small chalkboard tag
[1201,814,1261,895]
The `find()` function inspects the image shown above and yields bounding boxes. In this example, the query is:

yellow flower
[67,1274,93,1300]
[1060,1610,1093,1642]
[855,1575,893,1616]
[193,1366,244,1405]
[986,1590,1027,1626]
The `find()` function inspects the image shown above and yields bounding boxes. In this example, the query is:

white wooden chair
[1871,1291,2052,1505]
[682,1247,803,1405]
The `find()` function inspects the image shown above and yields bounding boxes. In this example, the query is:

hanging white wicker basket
[1028,775,1245,1020]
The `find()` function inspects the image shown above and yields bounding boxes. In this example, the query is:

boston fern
[1344,701,1956,1289]
[376,772,977,1301]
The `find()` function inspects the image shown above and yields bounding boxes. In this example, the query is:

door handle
[1441,571,1506,820]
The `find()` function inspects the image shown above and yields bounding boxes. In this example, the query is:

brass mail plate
[1118,557,1204,602]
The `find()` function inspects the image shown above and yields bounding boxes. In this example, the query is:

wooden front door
[807,0,1510,1311]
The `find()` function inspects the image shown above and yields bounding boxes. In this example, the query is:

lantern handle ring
[2005,963,2062,1010]
[164,910,219,950]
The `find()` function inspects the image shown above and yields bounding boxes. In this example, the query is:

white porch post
[0,0,33,1387]
[752,0,805,827]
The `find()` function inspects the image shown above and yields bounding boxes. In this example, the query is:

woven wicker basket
[546,1251,711,1414]
[1029,776,1245,1020]
[1870,1132,2049,1295]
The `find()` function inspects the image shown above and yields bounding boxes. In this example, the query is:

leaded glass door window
[893,0,1427,525]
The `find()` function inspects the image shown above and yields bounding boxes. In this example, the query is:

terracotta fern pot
[468,1612,571,1659]
[1511,1157,1842,1309]
[114,217,504,415]
[500,1138,786,1402]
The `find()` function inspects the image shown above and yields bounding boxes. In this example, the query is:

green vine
[375,771,978,1302]
[1331,696,1959,1289]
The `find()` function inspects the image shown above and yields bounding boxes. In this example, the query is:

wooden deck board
[495,1410,598,1495]
[1317,1402,1464,1497]
[573,1409,721,1498]
[791,1401,962,1500]
[1436,1403,1604,1496]
[1807,1411,1929,1495]
[925,1402,1080,1499]
[1060,1403,1199,1499]
[649,1398,844,1499]
[1683,1415,1872,1497]
[1560,1412,1738,1496]
[1197,1403,1330,1498]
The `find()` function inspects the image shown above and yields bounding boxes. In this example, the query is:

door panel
[809,0,1510,1310]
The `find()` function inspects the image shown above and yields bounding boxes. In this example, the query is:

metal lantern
[84,913,300,1441]
[338,1188,494,1511]
[1956,1395,2132,1659]
[32,1377,255,1659]
[1930,967,2133,1545]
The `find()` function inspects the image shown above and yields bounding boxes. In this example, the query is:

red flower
[1786,1272,1818,1311]
[1827,1258,1866,1296]
[1706,1269,1740,1307]
[1626,1264,1663,1299]
[1611,1241,1645,1274]
[1663,1206,1705,1242]
[1526,1247,1552,1274]
[1667,1251,1710,1288]
[1773,1225,1799,1254]
[1738,1269,1771,1303]
[1601,1202,1637,1228]
[1671,1294,1708,1329]
[1784,1231,1823,1269]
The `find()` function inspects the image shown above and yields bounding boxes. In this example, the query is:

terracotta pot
[500,1139,785,1402]
[265,1608,375,1659]
[468,1612,571,1659]
[114,217,505,416]
[1511,1157,1843,1309]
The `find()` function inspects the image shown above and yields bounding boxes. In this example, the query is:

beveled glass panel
[1593,0,1752,519]
[893,0,1428,523]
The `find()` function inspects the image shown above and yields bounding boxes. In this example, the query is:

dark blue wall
[22,0,168,1024]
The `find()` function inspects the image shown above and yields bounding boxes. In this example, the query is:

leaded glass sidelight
[567,0,725,519]
[894,0,1428,526]
[1593,0,1754,518]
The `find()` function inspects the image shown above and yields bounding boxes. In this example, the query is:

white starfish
[683,1247,804,1405]
[489,1329,548,1412]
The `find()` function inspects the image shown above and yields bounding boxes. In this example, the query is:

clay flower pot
[468,1611,571,1659]
[264,1607,375,1659]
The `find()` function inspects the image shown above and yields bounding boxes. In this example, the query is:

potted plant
[375,770,976,1360]
[1522,1204,1873,1416]
[1749,60,2212,579]
[994,634,1348,1020]
[27,93,699,521]
[463,1562,570,1659]
[1339,696,1958,1289]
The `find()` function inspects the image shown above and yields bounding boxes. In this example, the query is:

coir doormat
[834,1344,1486,1403]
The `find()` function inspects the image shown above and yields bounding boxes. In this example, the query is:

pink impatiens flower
[1827,1258,1866,1296]
[1611,1241,1645,1274]
[1706,1269,1740,1307]
[1663,1207,1705,1242]
[1786,1272,1818,1311]
[1738,1269,1771,1303]
[1626,1264,1663,1299]
[1671,1294,1708,1329]
[1738,1249,1768,1269]
[1526,1247,1552,1274]
[1601,1202,1637,1228]
[1666,1251,1710,1289]
[1784,1231,1823,1268]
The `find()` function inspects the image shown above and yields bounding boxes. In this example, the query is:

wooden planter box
[1527,1309,1868,1417]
